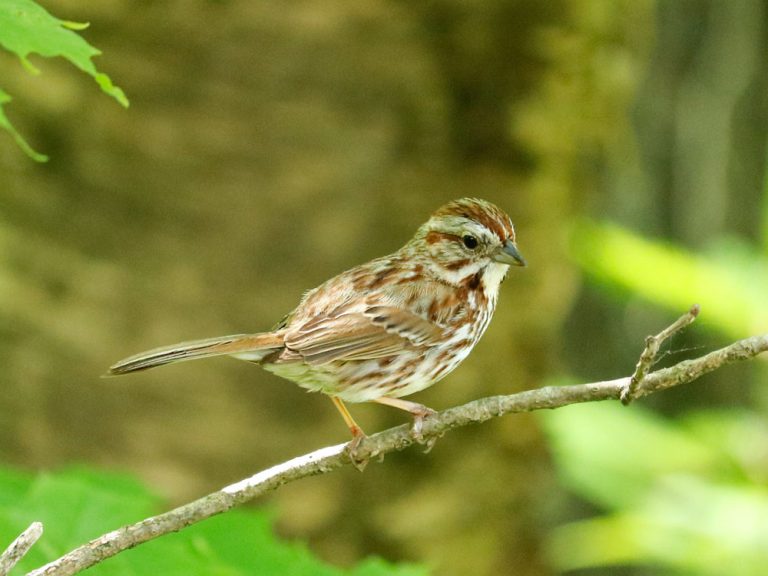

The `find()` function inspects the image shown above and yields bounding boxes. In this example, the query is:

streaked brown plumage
[108,198,525,444]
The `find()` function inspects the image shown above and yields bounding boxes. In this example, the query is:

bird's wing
[282,302,445,365]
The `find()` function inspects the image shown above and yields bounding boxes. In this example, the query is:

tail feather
[106,332,284,375]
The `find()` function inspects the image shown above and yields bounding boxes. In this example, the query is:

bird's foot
[410,406,440,452]
[372,396,442,453]
[345,428,370,472]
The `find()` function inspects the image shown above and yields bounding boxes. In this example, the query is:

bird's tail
[106,332,284,375]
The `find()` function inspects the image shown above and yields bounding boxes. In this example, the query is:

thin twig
[1,522,43,576]
[25,327,768,576]
[621,304,700,404]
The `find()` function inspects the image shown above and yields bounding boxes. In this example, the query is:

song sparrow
[108,198,525,449]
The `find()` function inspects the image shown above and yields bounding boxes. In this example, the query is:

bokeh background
[2,1,767,575]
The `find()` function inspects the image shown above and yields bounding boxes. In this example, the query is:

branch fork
[621,304,701,404]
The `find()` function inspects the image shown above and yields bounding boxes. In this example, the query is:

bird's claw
[410,407,439,452]
[346,433,369,471]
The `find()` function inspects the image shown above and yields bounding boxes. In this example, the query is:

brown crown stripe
[433,198,514,242]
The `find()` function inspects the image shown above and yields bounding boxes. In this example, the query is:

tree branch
[1,522,43,576]
[26,316,768,576]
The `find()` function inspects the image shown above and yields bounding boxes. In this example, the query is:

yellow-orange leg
[330,396,366,439]
[373,397,437,442]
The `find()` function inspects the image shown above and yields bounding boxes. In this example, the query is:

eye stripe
[425,231,457,244]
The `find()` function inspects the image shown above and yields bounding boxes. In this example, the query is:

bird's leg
[330,397,368,470]
[373,397,438,449]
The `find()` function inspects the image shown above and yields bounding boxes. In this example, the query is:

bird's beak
[493,240,526,267]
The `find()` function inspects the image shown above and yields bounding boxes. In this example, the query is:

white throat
[481,262,509,298]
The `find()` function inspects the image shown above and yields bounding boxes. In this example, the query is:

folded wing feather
[283,303,444,366]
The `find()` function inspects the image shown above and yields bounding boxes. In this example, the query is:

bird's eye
[462,235,479,250]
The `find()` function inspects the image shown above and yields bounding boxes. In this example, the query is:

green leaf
[0,0,128,160]
[0,0,128,106]
[24,468,158,552]
[0,466,427,576]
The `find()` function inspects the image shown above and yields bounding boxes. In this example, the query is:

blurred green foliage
[573,221,768,338]
[0,0,127,161]
[548,206,768,574]
[541,404,768,575]
[0,466,426,576]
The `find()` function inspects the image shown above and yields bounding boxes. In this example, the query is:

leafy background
[1,1,767,575]
[0,466,425,575]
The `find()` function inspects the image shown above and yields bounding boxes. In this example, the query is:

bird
[107,198,525,452]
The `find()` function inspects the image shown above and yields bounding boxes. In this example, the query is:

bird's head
[408,197,525,289]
